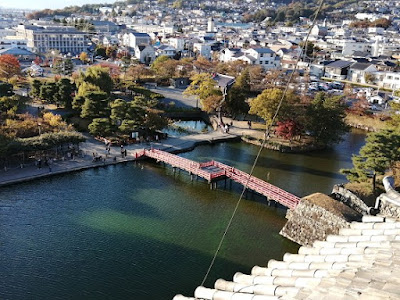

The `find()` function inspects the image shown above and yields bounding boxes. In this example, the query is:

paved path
[150,86,199,108]
[0,131,238,187]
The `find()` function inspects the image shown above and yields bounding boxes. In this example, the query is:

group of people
[36,157,52,172]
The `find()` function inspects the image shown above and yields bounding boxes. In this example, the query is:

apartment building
[16,24,88,55]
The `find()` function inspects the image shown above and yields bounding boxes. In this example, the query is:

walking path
[0,131,238,187]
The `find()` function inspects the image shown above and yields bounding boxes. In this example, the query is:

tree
[0,54,21,80]
[388,102,400,131]
[39,82,58,103]
[172,0,183,9]
[77,66,114,94]
[110,99,128,125]
[55,78,74,109]
[305,92,349,146]
[52,58,73,75]
[88,118,112,136]
[0,82,13,97]
[249,88,298,125]
[30,79,42,99]
[364,73,375,84]
[80,91,110,119]
[184,73,222,113]
[276,120,302,140]
[193,56,214,73]
[95,45,107,58]
[151,55,170,72]
[79,52,89,63]
[225,68,250,117]
[342,129,400,191]
[299,41,317,58]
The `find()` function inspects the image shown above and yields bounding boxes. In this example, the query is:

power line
[199,0,326,290]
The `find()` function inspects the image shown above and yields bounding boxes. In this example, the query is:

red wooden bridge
[138,149,300,209]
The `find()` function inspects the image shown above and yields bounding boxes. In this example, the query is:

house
[212,73,235,92]
[193,43,211,59]
[219,47,280,70]
[348,62,378,84]
[377,71,400,90]
[134,45,155,64]
[155,44,176,57]
[0,47,36,61]
[122,32,151,48]
[169,77,190,89]
[324,60,353,80]
[102,35,119,46]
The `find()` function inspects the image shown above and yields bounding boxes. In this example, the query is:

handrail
[142,149,300,208]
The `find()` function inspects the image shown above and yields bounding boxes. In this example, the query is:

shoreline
[0,132,239,188]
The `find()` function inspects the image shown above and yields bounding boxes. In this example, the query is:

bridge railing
[143,149,300,208]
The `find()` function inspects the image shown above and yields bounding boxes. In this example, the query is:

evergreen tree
[342,129,400,191]
[39,82,58,103]
[30,79,42,99]
[80,91,110,119]
[226,68,250,118]
[55,78,73,109]
[88,118,111,136]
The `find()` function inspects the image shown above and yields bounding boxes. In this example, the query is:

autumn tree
[126,64,154,82]
[150,56,178,79]
[276,120,302,141]
[305,92,349,146]
[0,54,21,80]
[249,88,299,125]
[193,56,214,73]
[184,73,222,113]
[79,52,89,63]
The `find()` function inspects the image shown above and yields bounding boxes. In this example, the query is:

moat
[0,130,366,299]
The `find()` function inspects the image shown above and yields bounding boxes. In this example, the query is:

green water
[0,130,365,299]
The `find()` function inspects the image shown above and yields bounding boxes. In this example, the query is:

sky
[0,0,116,10]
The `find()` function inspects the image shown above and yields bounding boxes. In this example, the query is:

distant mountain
[26,0,359,22]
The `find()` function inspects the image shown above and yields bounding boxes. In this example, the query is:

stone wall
[331,184,371,215]
[280,193,362,246]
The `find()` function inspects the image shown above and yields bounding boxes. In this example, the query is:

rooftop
[175,215,400,300]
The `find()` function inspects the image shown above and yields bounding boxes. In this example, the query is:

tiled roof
[325,60,353,69]
[350,62,373,71]
[251,47,274,54]
[0,47,35,56]
[174,215,400,300]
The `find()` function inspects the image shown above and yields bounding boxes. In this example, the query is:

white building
[122,32,151,49]
[16,24,88,55]
[134,45,155,64]
[167,37,185,51]
[377,71,400,90]
[193,43,211,59]
[155,44,176,57]
[220,47,280,70]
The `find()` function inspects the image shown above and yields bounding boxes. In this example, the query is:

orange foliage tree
[0,54,21,80]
